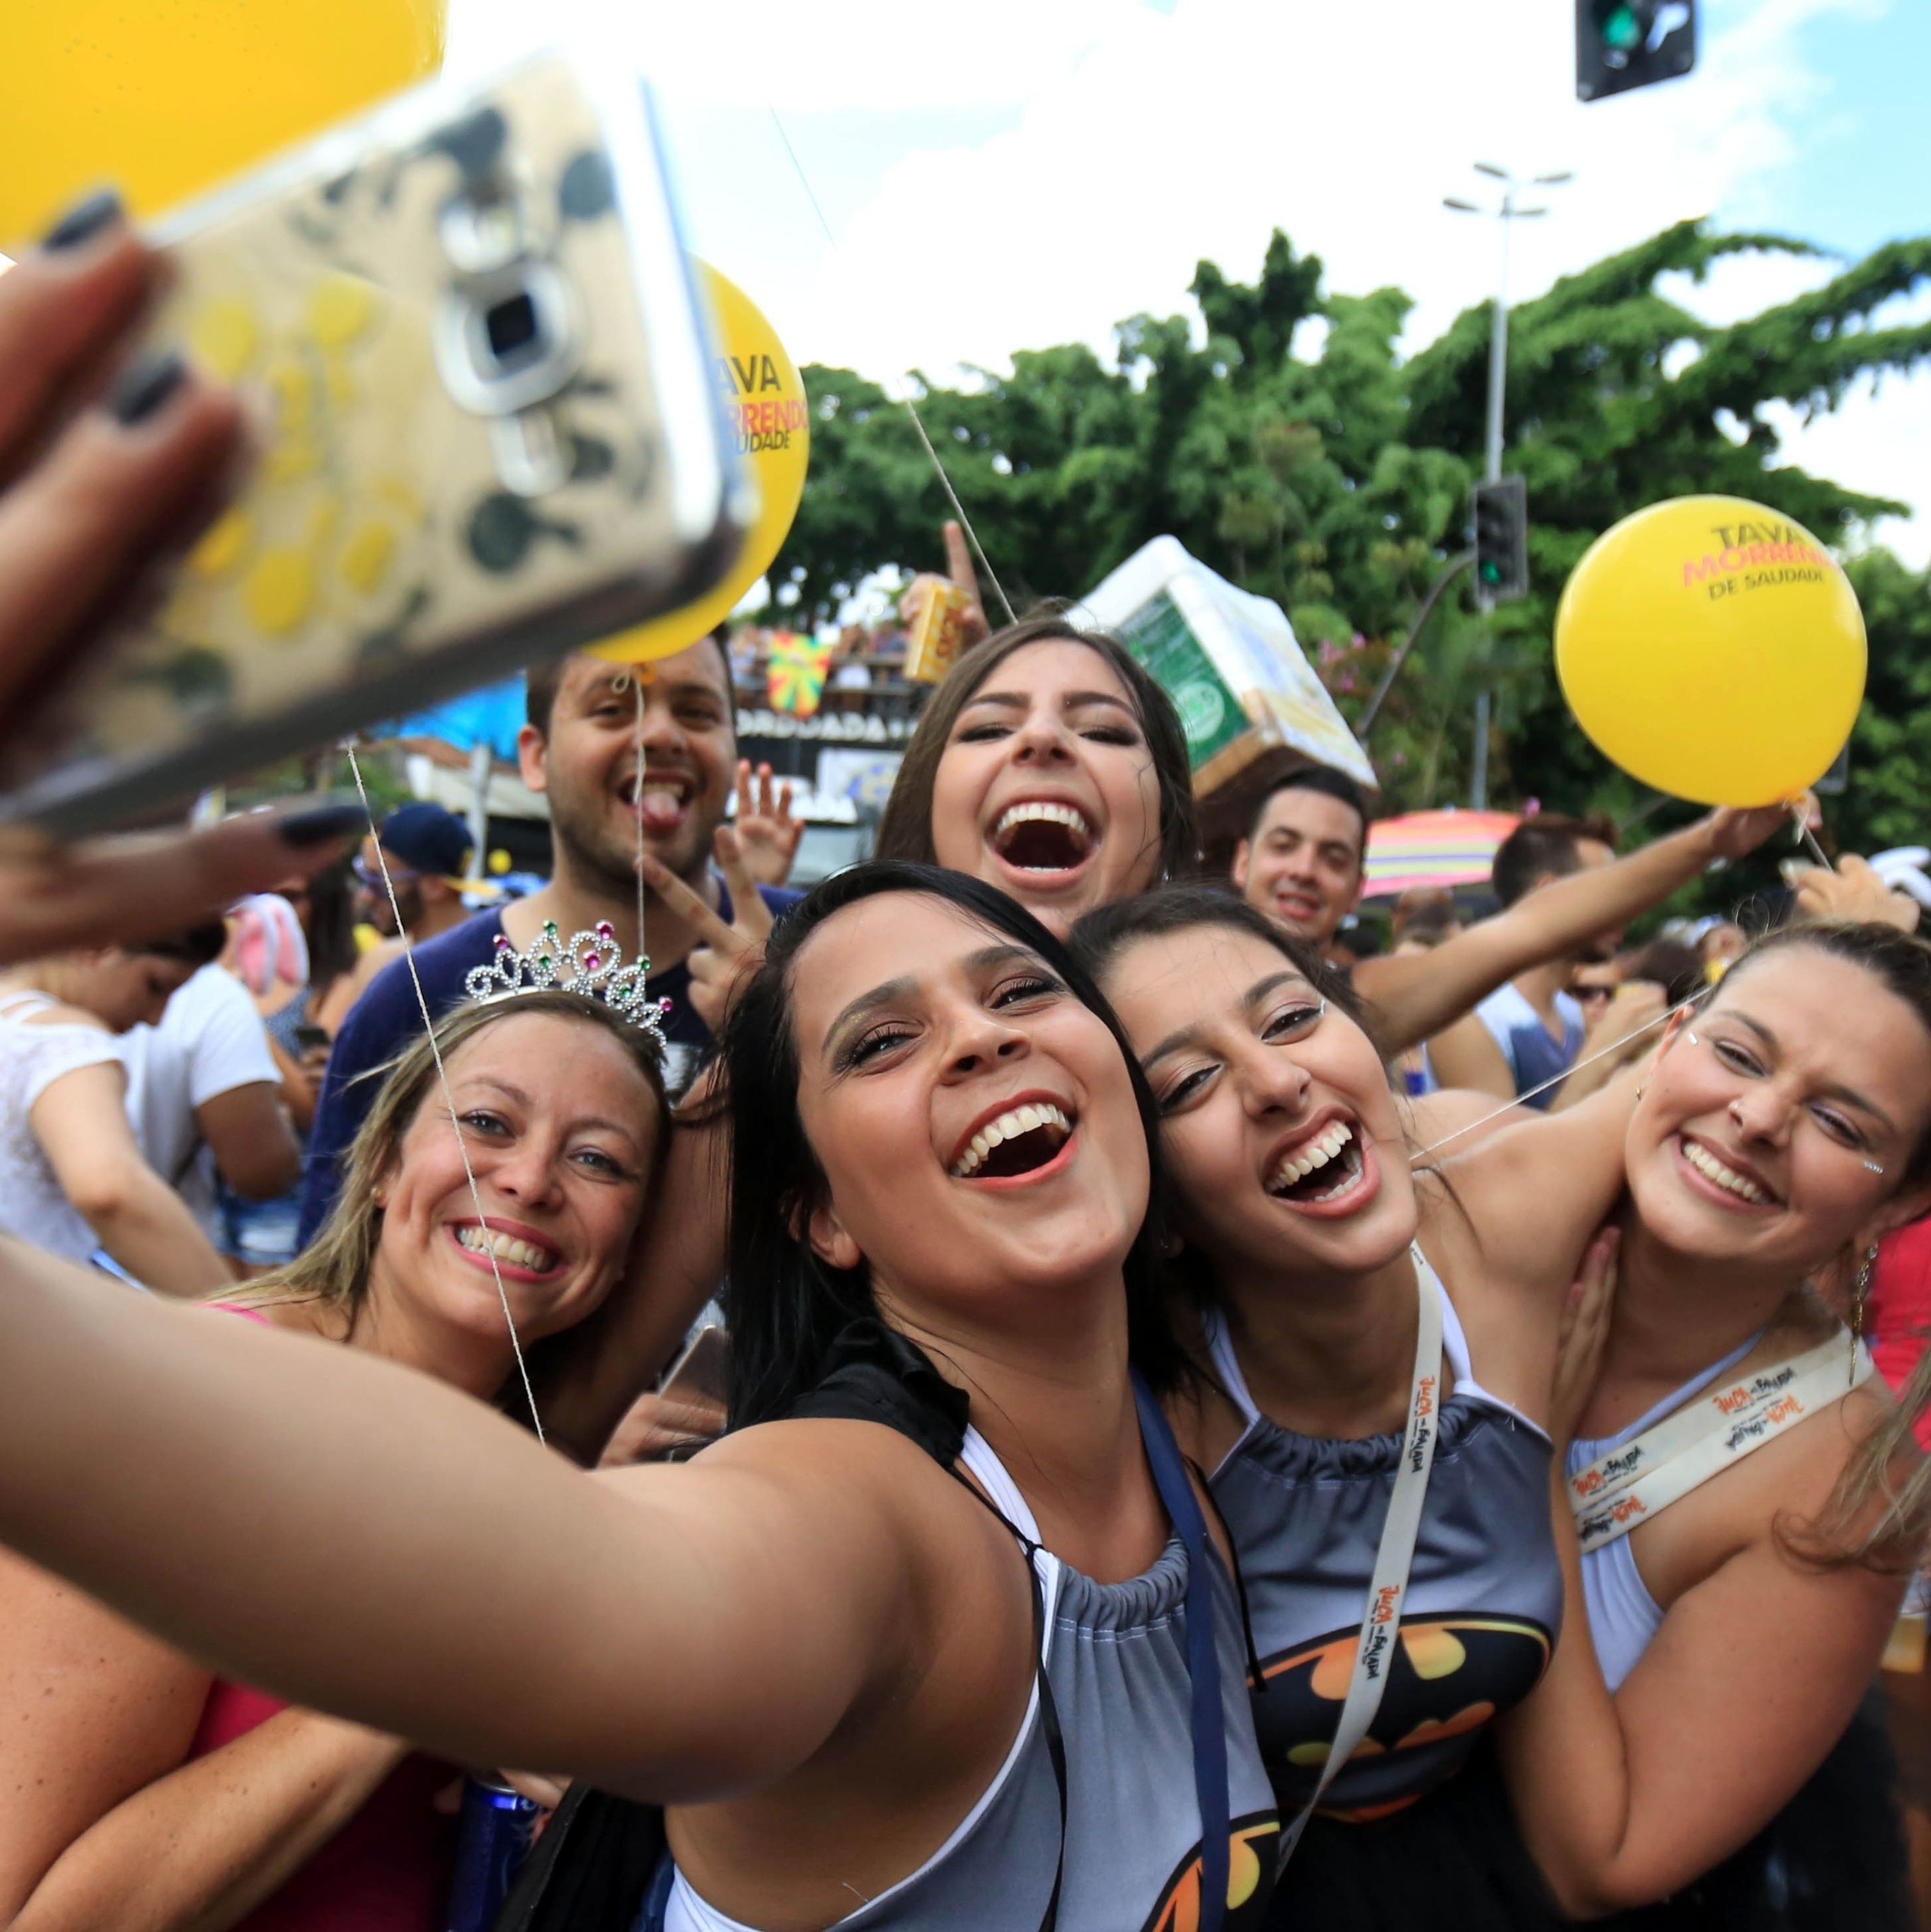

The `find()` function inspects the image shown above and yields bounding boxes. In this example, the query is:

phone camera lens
[485,292,541,366]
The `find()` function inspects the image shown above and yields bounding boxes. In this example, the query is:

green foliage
[773,221,1931,833]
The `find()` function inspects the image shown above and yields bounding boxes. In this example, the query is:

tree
[770,222,1931,850]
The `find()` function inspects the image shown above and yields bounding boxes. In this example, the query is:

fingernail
[41,188,123,252]
[107,351,187,427]
[274,801,367,848]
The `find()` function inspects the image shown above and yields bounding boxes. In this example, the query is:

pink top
[190,1306,458,1931]
[1869,1225,1931,1452]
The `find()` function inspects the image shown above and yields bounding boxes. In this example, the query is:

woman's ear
[800,1196,862,1272]
[1862,1190,1931,1252]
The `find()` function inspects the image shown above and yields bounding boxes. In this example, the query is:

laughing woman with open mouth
[1076,891,1931,1929]
[0,864,1279,1932]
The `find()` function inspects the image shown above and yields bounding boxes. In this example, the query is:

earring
[1851,1243,1878,1384]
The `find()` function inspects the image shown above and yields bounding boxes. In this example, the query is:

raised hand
[731,757,804,890]
[1703,790,1821,863]
[637,827,775,1035]
[1792,853,1921,933]
[1551,1227,1620,1448]
[897,519,991,651]
[0,190,360,952]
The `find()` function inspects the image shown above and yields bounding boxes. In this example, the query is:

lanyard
[1133,1372,1232,1932]
[1569,1332,1874,1554]
[1276,1246,1445,1869]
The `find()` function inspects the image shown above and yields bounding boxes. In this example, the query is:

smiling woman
[0,991,668,1932]
[874,615,1198,937]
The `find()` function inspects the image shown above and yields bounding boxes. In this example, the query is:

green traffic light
[1600,2,1642,50]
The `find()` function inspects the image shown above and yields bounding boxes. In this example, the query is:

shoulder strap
[1570,1333,1875,1553]
[1276,1248,1445,1872]
[946,1468,1067,1932]
[1133,1373,1231,1932]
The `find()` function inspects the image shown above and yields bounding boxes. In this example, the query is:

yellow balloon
[0,0,445,246]
[1555,495,1866,807]
[590,263,809,665]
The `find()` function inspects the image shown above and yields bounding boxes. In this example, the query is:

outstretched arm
[1354,805,1802,1053]
[0,1236,1006,1803]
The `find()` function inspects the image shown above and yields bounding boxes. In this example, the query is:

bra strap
[1132,1373,1230,1932]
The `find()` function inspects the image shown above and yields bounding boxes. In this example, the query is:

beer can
[905,580,973,685]
[443,1776,542,1932]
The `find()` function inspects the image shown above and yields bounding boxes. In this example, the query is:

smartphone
[658,1323,730,1409]
[291,1022,333,1054]
[1,46,749,837]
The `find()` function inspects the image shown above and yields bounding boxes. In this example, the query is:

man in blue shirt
[298,633,800,1244]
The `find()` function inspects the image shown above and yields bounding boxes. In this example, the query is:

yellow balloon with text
[0,0,445,246]
[590,263,809,666]
[1554,495,1867,807]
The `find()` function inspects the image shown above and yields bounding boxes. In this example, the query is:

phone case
[4,47,747,836]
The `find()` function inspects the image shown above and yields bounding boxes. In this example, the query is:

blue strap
[1133,1373,1229,1932]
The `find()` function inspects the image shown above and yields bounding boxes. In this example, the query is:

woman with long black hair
[0,863,1276,1932]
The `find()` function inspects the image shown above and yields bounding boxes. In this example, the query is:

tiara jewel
[464,919,670,1045]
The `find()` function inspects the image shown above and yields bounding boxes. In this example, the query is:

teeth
[995,802,1093,841]
[1269,1122,1354,1193]
[951,1102,1073,1178]
[1683,1139,1766,1204]
[456,1225,558,1271]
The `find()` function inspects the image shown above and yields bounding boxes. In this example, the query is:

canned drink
[444,1776,542,1932]
[904,580,973,684]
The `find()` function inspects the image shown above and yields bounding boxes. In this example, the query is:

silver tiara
[464,919,669,1046]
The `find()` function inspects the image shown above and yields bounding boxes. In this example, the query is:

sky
[462,2,1920,570]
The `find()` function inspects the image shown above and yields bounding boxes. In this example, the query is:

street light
[1443,163,1572,810]
[1442,161,1574,483]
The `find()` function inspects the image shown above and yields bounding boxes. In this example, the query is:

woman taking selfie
[0,866,1277,1932]
[0,984,669,1932]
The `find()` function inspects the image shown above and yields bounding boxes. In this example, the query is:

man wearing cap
[339,802,497,1006]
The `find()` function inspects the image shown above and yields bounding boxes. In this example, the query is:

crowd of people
[2,188,1931,1932]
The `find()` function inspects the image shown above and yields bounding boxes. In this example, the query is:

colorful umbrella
[1363,808,1520,899]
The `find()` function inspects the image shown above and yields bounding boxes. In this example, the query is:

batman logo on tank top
[1251,1615,1552,1819]
[1140,1812,1282,1932]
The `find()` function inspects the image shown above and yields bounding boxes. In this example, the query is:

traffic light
[1472,477,1528,604]
[1576,0,1696,102]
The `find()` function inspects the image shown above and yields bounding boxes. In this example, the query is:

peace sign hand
[638,827,773,1035]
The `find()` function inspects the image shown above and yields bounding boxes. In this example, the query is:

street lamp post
[1443,165,1570,807]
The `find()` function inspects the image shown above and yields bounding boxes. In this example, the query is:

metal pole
[466,740,491,881]
[1356,551,1477,741]
[1485,192,1510,484]
[1471,689,1491,810]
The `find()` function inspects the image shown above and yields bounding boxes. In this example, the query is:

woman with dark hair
[1075,891,1931,1927]
[0,987,669,1932]
[874,614,1198,937]
[0,863,1278,1932]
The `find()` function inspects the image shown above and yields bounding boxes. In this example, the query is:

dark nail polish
[275,801,367,848]
[106,351,187,427]
[41,188,123,252]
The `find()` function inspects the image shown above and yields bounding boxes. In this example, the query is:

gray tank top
[661,1425,1281,1932]
[1206,1252,1563,1820]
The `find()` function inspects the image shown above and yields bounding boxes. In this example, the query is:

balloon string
[342,741,543,1442]
[1412,987,1709,1162]
[1792,805,1832,872]
[766,104,1017,628]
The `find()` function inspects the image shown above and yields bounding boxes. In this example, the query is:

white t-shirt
[0,990,127,1263]
[120,964,279,1236]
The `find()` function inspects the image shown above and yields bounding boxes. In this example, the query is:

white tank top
[1564,1330,1763,1691]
